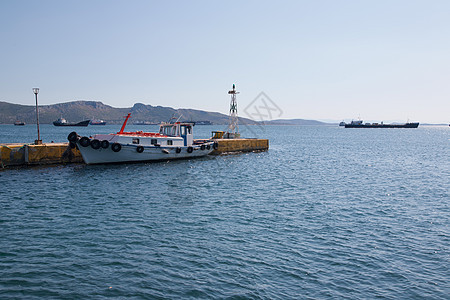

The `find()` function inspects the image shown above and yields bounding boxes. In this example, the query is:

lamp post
[33,88,42,145]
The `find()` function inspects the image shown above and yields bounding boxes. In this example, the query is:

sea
[0,124,449,299]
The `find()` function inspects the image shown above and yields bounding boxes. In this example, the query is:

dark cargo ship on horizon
[53,118,90,127]
[344,120,419,128]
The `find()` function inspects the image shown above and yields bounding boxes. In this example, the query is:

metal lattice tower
[227,84,240,134]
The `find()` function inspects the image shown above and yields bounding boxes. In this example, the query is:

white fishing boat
[68,113,216,164]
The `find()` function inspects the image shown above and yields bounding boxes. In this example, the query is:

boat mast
[227,84,239,135]
[118,113,131,134]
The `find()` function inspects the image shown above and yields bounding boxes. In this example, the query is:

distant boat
[344,120,419,128]
[14,121,25,126]
[90,119,106,125]
[53,118,90,127]
[193,120,213,125]
[339,121,346,126]
[133,121,157,125]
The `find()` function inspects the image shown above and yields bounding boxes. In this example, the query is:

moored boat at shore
[90,119,106,125]
[14,121,25,126]
[133,121,157,125]
[68,113,216,164]
[53,118,90,127]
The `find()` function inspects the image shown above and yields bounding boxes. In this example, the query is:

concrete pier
[0,138,268,168]
[0,143,82,168]
[210,138,269,154]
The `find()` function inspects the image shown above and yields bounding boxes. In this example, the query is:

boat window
[161,126,176,136]
[132,138,140,144]
[167,140,173,145]
[187,126,192,134]
[151,139,157,145]
[180,126,186,135]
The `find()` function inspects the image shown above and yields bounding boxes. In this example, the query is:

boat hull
[76,142,214,164]
[345,123,419,128]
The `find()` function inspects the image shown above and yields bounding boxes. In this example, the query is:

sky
[1,0,449,123]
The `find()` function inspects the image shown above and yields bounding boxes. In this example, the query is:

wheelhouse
[159,122,194,146]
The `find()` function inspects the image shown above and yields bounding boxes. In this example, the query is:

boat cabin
[106,114,196,147]
[159,122,194,146]
[350,120,363,125]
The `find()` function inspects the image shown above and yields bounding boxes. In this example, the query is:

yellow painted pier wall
[0,143,82,167]
[0,139,268,167]
[211,139,269,154]
[0,144,26,167]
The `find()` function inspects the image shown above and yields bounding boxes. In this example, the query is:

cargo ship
[344,120,419,128]
[53,118,90,127]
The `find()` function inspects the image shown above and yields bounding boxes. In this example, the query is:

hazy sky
[1,0,449,123]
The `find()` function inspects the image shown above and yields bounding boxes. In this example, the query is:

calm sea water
[1,124,449,299]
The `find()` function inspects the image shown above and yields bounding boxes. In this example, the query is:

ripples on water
[1,125,449,299]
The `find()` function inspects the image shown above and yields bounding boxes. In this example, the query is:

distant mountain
[263,118,330,125]
[0,100,257,125]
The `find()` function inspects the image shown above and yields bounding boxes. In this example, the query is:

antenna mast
[227,83,240,135]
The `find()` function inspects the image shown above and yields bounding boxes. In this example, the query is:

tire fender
[111,143,122,152]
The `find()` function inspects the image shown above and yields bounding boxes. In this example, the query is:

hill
[0,101,256,125]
